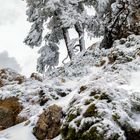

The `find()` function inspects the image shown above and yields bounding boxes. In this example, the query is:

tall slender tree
[24,0,101,73]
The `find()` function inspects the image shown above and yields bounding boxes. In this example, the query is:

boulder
[30,73,43,82]
[0,107,14,130]
[0,97,23,130]
[108,35,140,64]
[61,85,140,140]
[33,104,62,140]
[0,68,26,87]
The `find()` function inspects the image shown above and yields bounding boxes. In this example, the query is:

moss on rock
[67,114,77,122]
[75,119,81,127]
[99,92,112,103]
[84,99,94,105]
[79,86,87,94]
[83,104,98,117]
[82,127,104,140]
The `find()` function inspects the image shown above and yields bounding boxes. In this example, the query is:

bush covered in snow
[61,84,140,140]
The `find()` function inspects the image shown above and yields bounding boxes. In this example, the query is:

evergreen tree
[24,0,140,73]
[24,0,101,73]
[37,42,59,73]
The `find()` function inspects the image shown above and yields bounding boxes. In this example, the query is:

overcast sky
[0,0,100,77]
[0,0,68,77]
[0,51,21,72]
[0,0,38,76]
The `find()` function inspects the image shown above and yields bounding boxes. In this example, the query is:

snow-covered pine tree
[37,42,59,73]
[60,0,105,50]
[24,0,74,72]
[24,0,103,73]
[26,0,138,73]
[24,0,44,48]
[60,0,86,52]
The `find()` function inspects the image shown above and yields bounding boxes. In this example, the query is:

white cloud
[0,51,21,72]
[0,0,38,76]
[0,0,22,25]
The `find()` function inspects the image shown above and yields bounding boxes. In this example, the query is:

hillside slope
[0,35,140,140]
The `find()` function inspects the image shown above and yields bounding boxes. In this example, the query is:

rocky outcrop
[108,35,140,64]
[0,68,26,87]
[61,86,140,140]
[60,37,140,140]
[30,73,43,82]
[33,104,62,140]
[126,0,140,36]
[101,0,140,49]
[0,97,23,130]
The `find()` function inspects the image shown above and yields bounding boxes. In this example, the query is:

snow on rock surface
[0,68,25,87]
[0,35,140,139]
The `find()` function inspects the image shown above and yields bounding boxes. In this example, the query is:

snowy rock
[101,0,140,49]
[30,73,43,82]
[61,84,140,140]
[33,104,62,140]
[60,35,140,140]
[108,35,140,64]
[0,68,26,87]
[0,97,23,130]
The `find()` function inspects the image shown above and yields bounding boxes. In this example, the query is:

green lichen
[61,124,69,138]
[84,99,94,105]
[75,119,81,127]
[123,126,140,140]
[66,127,76,140]
[94,95,100,99]
[83,104,98,117]
[112,113,120,122]
[61,126,77,140]
[90,90,100,96]
[99,92,112,103]
[66,108,81,122]
[67,113,77,122]
[79,86,87,94]
[81,121,95,132]
[82,127,104,140]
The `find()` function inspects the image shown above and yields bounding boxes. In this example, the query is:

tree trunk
[101,1,127,49]
[100,27,114,49]
[75,22,85,51]
[62,28,74,60]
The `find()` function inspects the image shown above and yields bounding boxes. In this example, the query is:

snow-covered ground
[0,35,140,140]
[0,123,36,140]
[129,71,140,92]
